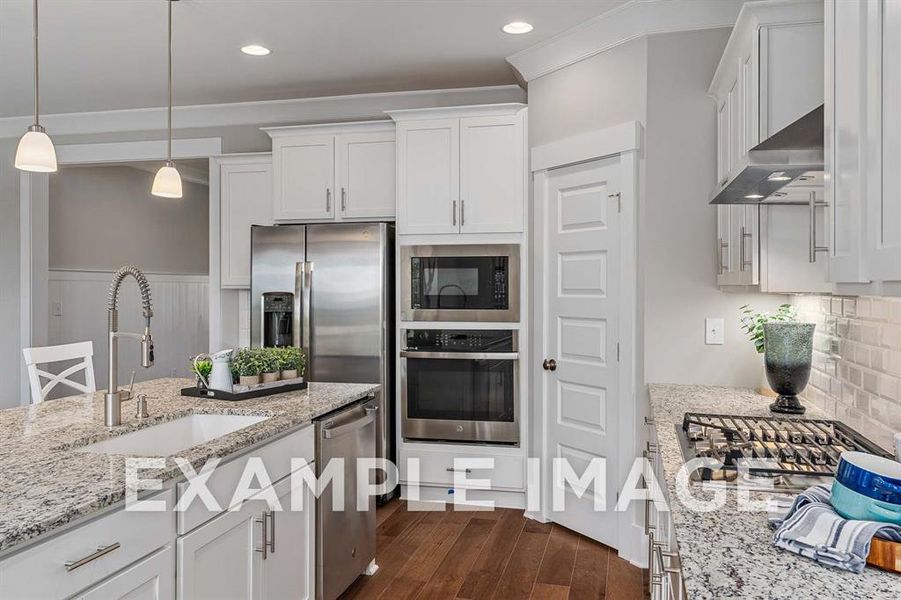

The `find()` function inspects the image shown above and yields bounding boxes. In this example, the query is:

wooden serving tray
[180,380,307,401]
[868,537,901,573]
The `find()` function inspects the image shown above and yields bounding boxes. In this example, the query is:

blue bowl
[835,451,901,505]
[831,480,901,525]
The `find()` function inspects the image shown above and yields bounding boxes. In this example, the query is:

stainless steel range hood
[709,105,824,205]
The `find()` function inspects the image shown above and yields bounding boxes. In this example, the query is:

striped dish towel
[768,483,901,573]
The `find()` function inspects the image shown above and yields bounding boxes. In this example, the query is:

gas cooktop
[676,412,893,492]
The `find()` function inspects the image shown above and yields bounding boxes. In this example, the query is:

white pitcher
[195,349,234,393]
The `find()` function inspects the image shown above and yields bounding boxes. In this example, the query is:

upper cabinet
[827,0,901,286]
[264,122,396,223]
[390,104,526,235]
[710,0,828,293]
[216,154,273,288]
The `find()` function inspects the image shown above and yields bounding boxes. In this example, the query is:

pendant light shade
[15,0,57,173]
[151,161,183,198]
[152,0,182,198]
[15,126,57,172]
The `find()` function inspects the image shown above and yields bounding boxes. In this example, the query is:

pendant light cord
[167,0,173,162]
[33,0,39,125]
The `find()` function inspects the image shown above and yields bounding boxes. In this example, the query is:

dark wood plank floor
[339,499,647,600]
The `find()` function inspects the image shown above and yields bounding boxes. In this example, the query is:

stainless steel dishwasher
[316,396,378,600]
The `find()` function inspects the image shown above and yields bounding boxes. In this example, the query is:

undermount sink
[78,414,270,457]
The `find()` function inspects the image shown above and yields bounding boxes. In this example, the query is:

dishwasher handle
[322,406,377,439]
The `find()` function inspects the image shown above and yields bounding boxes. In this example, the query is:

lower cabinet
[177,473,315,600]
[74,546,174,600]
[645,424,685,600]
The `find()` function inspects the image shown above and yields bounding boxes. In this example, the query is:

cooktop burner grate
[677,412,893,480]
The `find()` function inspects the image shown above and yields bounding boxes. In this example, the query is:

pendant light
[15,0,57,173]
[151,0,183,198]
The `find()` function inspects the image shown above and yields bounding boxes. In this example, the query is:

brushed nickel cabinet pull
[809,190,829,263]
[740,226,753,271]
[461,200,465,226]
[65,542,121,572]
[256,511,274,559]
[326,188,331,213]
[341,187,346,212]
[446,467,472,474]
[452,200,457,226]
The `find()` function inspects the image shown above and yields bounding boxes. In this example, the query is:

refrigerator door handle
[293,262,303,351]
[301,261,313,368]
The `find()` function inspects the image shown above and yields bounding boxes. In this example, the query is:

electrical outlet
[705,318,725,345]
[52,301,62,317]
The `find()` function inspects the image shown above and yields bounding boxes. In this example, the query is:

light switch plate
[705,318,725,345]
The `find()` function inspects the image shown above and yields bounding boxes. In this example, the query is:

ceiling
[0,0,626,119]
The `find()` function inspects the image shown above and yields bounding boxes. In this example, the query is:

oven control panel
[403,329,516,352]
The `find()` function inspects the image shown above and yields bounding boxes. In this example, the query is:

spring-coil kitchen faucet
[105,266,154,427]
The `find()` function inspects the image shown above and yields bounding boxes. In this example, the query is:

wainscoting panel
[47,270,208,395]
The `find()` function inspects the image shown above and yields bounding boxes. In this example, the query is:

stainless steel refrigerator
[250,222,395,487]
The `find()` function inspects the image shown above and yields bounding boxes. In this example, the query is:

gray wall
[49,166,209,274]
[0,138,19,402]
[643,29,786,387]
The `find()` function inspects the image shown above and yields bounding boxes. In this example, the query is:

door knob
[543,358,557,371]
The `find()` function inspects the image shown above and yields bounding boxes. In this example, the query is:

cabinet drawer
[177,425,315,534]
[398,448,524,491]
[74,545,174,600]
[0,489,174,600]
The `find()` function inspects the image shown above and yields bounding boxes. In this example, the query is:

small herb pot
[239,375,261,386]
[261,371,279,383]
[280,369,298,380]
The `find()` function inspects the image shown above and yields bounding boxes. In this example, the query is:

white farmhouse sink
[79,414,269,456]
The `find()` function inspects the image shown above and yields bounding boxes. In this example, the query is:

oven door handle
[399,351,519,360]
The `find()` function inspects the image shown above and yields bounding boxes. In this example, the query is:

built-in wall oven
[401,244,519,322]
[400,329,519,445]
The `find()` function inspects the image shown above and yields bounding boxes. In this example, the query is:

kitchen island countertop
[0,378,378,555]
[648,383,901,599]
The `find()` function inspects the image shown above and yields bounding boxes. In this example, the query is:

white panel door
[541,157,620,546]
[75,547,174,600]
[336,131,396,220]
[396,118,459,234]
[221,159,273,288]
[273,134,335,222]
[178,498,262,600]
[260,480,315,600]
[459,114,524,233]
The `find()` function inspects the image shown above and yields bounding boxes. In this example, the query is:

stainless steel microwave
[400,244,520,322]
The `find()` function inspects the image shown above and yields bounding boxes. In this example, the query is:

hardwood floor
[339,499,647,600]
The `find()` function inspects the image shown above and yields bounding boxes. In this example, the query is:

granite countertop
[648,384,901,600]
[0,378,378,555]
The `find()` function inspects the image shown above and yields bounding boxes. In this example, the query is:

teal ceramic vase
[763,322,815,414]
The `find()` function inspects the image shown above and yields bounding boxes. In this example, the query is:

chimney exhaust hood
[709,104,824,205]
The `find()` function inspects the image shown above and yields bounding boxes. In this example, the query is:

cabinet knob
[542,358,557,371]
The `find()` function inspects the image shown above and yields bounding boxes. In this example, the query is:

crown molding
[386,102,526,121]
[0,85,525,139]
[262,119,395,138]
[506,0,745,83]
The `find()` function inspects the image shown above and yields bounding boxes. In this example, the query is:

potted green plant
[277,347,304,380]
[231,348,263,386]
[739,303,797,396]
[260,347,280,383]
[189,356,212,390]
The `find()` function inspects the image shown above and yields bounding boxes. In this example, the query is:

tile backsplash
[791,296,901,451]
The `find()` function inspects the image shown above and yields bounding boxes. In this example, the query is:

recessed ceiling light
[767,171,791,181]
[241,44,271,56]
[502,21,533,35]
[744,194,765,199]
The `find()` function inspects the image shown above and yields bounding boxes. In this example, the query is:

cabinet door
[336,131,396,220]
[459,114,524,233]
[716,99,730,187]
[396,118,459,234]
[221,160,273,288]
[273,134,335,222]
[741,46,759,154]
[260,481,315,600]
[869,0,901,280]
[760,22,824,138]
[75,546,174,600]
[178,500,262,600]
[759,203,831,293]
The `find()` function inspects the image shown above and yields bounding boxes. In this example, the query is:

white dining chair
[22,341,97,404]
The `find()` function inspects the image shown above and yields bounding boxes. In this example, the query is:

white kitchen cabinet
[336,130,396,220]
[390,104,527,236]
[459,115,524,233]
[75,546,174,600]
[217,155,273,288]
[645,423,683,600]
[264,121,396,223]
[177,474,314,600]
